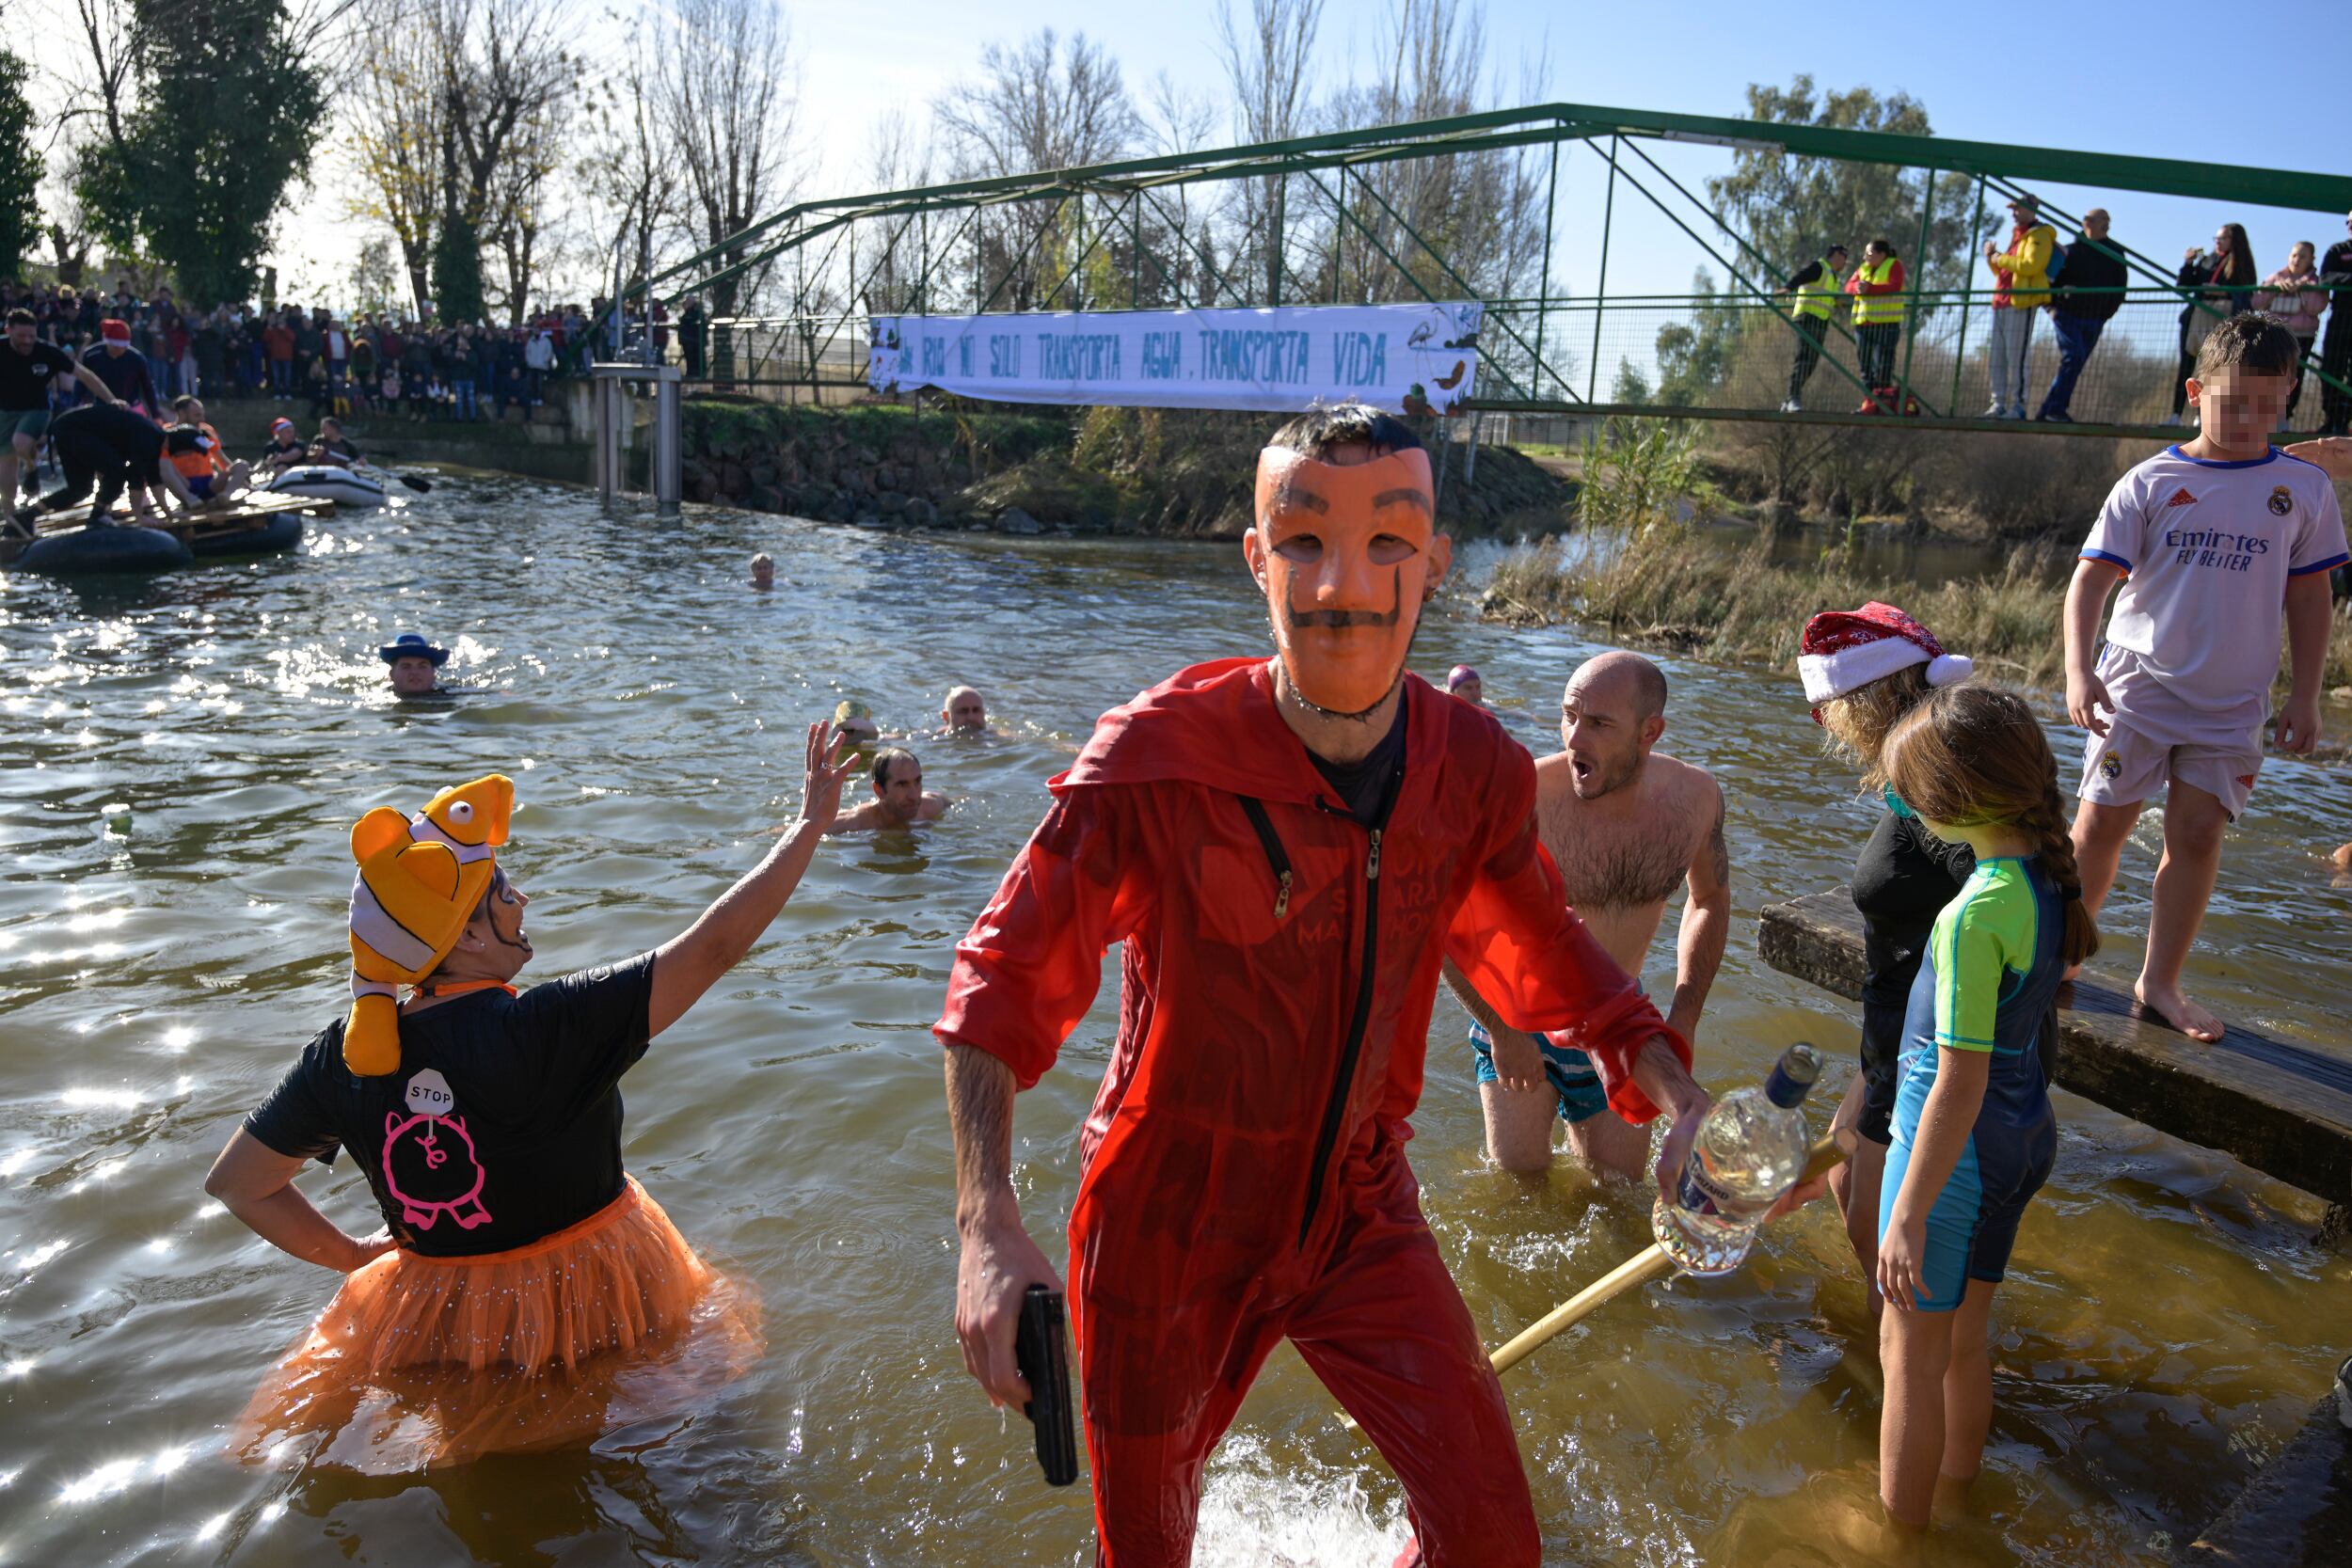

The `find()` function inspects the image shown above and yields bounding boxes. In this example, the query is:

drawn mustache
[1287,605,1402,629]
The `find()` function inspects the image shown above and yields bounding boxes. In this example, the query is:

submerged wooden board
[2177,1392,2352,1567]
[1759,890,2352,1209]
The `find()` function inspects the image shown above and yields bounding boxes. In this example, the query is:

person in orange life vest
[166,394,248,503]
[940,403,1708,1568]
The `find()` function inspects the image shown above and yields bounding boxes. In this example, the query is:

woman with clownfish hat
[208,723,855,1469]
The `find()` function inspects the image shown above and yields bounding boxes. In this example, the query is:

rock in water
[999,507,1043,535]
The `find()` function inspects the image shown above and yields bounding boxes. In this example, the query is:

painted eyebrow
[1268,483,1328,515]
[1373,488,1431,515]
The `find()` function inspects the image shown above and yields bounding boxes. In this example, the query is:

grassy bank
[1485,526,2352,703]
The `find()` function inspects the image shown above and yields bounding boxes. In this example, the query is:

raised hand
[799,720,857,832]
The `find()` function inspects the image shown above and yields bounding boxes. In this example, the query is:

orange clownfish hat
[344,774,516,1075]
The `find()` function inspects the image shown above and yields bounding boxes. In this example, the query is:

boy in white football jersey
[2066,313,2347,1040]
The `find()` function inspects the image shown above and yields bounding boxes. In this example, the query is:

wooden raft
[30,487,330,542]
[1758,890,2352,1230]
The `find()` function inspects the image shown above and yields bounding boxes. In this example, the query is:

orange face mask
[1248,445,1448,719]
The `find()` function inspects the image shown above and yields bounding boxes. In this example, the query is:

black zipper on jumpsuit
[1295,767,1400,1247]
[1236,797,1293,919]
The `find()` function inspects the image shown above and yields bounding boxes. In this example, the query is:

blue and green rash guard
[1878,857,2061,1311]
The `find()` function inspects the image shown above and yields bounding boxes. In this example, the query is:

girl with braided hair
[1872,686,2094,1530]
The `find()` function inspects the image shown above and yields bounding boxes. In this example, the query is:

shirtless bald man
[1444,651,1730,1175]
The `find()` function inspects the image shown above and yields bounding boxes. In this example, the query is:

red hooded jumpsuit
[937,657,1689,1567]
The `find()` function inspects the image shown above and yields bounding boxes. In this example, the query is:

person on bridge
[2254,242,2328,427]
[2318,213,2352,437]
[1778,243,1849,412]
[1443,651,1729,1178]
[1982,195,2058,420]
[2167,223,2255,425]
[2036,209,2126,424]
[939,403,1708,1568]
[1846,238,1907,410]
[2067,315,2347,1041]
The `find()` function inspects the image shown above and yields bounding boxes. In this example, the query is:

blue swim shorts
[1469,1018,1612,1125]
[1877,1115,2056,1312]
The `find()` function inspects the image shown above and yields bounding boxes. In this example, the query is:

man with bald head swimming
[1444,650,1730,1176]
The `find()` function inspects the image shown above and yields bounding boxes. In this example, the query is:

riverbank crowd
[187,317,2345,1564]
[1774,198,2352,432]
[0,281,704,426]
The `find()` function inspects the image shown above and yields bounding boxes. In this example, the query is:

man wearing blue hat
[380,633,450,698]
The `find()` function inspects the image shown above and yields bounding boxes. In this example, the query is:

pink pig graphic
[381,1110,494,1231]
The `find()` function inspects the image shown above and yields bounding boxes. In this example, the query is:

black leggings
[40,430,144,519]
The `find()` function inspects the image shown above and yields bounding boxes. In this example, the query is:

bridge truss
[641,102,2352,438]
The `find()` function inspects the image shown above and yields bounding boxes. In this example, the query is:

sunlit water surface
[2,477,2346,1566]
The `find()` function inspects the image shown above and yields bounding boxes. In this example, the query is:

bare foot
[2136,978,2224,1041]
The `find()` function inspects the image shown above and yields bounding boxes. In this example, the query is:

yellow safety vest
[1851,257,1904,326]
[1793,260,1841,321]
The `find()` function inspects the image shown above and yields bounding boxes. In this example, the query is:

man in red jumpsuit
[939,404,1712,1567]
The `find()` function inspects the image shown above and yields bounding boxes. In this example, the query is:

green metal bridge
[639,101,2352,438]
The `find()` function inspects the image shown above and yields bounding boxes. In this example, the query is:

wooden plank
[1759,890,2352,1209]
[2177,1392,2352,1566]
[34,490,328,536]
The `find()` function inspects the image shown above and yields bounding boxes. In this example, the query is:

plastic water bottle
[1652,1042,1822,1276]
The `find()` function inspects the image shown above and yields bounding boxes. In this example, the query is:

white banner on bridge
[866,302,1482,416]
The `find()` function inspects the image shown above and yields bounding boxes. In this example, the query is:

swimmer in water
[1445,664,1484,706]
[205,726,856,1470]
[751,552,774,590]
[941,685,987,733]
[826,746,950,833]
[379,632,451,698]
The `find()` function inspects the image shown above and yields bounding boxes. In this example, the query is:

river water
[3,477,2346,1567]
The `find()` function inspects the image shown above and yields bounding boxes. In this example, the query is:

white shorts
[2077,647,2263,819]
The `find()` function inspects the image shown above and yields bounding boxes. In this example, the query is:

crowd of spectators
[1774,200,2352,434]
[0,279,648,422]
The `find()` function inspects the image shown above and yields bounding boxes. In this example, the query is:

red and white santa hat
[100,318,131,344]
[1798,601,1972,705]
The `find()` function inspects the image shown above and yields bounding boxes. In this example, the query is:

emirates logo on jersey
[2164,488,2199,508]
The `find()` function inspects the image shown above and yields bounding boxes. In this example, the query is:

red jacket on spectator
[262,324,295,364]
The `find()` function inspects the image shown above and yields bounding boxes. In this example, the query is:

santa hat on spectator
[100,319,131,344]
[1798,602,1972,705]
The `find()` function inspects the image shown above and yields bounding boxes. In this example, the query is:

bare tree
[937,28,1136,312]
[342,0,581,313]
[1134,71,1219,307]
[580,24,684,304]
[1215,0,1322,304]
[1321,0,1547,309]
[858,110,937,313]
[650,0,798,321]
[342,2,442,305]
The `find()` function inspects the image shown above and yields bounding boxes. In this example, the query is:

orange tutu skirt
[232,1177,760,1473]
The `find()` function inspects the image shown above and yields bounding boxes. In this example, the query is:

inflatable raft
[6,523,193,573]
[5,491,326,574]
[267,465,389,507]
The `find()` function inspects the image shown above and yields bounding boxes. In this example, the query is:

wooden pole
[1490,1134,1851,1378]
[1343,1134,1853,1432]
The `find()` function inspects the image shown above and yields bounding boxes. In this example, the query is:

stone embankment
[677,401,1576,539]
